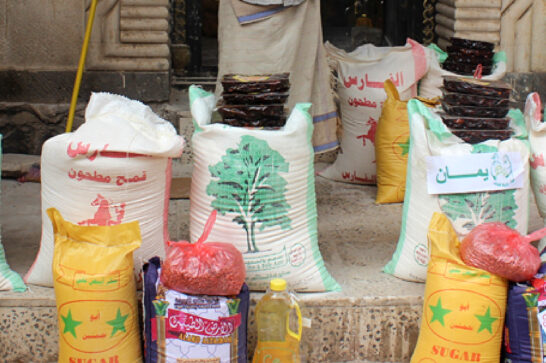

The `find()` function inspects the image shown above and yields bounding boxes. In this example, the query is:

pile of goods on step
[443,37,495,76]
[439,76,513,143]
[217,73,290,128]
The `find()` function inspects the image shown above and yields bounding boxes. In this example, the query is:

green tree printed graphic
[207,135,291,253]
[439,190,518,233]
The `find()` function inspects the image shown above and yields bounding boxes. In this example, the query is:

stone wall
[0,0,172,154]
[435,0,546,72]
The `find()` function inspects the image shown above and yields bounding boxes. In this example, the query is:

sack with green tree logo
[385,99,530,282]
[188,86,340,292]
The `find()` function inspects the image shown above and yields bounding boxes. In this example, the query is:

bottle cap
[270,278,287,291]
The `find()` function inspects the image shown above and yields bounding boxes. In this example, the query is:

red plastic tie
[196,210,217,245]
[523,227,546,244]
[473,64,483,79]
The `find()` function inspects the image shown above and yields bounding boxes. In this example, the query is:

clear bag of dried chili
[460,223,546,282]
[160,210,246,296]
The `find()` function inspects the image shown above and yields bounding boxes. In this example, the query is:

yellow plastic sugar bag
[375,80,438,204]
[48,208,142,363]
[411,213,507,363]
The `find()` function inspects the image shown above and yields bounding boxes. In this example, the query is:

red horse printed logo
[78,194,126,226]
[531,153,545,170]
[357,117,378,146]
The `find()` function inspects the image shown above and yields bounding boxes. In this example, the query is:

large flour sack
[525,93,546,252]
[319,39,428,184]
[189,86,339,292]
[25,93,185,286]
[384,100,530,282]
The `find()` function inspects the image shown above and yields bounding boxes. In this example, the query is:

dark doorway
[176,0,434,77]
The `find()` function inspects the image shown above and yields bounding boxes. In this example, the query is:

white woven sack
[418,45,507,99]
[319,39,428,184]
[525,92,546,252]
[0,135,26,292]
[25,93,185,286]
[384,100,530,282]
[189,86,340,292]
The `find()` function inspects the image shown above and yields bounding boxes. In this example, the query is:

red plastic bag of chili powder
[460,223,546,282]
[160,210,246,296]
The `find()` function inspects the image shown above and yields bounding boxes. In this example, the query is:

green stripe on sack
[300,104,341,292]
[0,135,27,292]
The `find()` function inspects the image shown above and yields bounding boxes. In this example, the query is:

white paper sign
[427,152,524,194]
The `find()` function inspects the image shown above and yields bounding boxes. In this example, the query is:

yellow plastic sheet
[411,213,507,363]
[49,208,142,363]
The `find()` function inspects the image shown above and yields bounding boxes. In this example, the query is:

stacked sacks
[385,99,530,282]
[0,135,26,292]
[440,76,513,143]
[320,39,428,184]
[25,93,185,286]
[217,73,290,128]
[189,85,339,292]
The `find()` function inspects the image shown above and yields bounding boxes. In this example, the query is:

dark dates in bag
[441,101,509,118]
[446,46,494,59]
[442,76,512,98]
[450,37,495,51]
[439,113,510,130]
[451,129,512,144]
[441,90,510,108]
[221,73,290,94]
[443,61,492,76]
[220,117,286,128]
[217,104,285,120]
[222,92,289,105]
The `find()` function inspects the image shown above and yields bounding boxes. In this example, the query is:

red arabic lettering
[68,169,112,184]
[67,142,90,158]
[341,171,377,184]
[343,72,404,90]
[167,309,241,338]
[343,76,358,88]
[116,171,147,186]
[348,97,377,108]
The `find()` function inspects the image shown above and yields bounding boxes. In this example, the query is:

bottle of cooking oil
[252,278,302,363]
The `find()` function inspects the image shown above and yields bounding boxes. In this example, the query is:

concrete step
[0,172,435,362]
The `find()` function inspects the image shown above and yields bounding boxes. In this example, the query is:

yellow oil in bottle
[252,278,302,363]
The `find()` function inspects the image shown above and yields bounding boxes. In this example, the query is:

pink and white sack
[319,39,428,184]
[25,93,185,286]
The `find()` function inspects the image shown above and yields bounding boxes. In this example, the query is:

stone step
[0,172,431,362]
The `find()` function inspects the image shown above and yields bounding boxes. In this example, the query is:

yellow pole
[65,0,99,133]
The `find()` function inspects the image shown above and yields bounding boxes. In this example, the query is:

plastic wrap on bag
[439,113,510,130]
[460,223,546,282]
[443,76,512,98]
[220,118,286,128]
[451,129,512,143]
[160,210,246,296]
[441,101,509,118]
[217,104,285,121]
[443,61,493,75]
[221,73,290,94]
[447,46,494,58]
[441,90,510,108]
[222,92,289,105]
[450,37,495,51]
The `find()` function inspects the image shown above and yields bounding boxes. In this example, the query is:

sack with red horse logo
[25,93,185,286]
